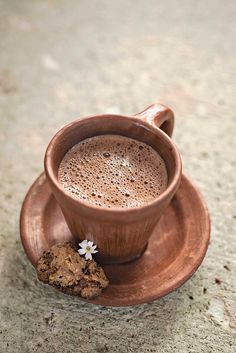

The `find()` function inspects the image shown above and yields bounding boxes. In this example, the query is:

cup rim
[44,114,182,216]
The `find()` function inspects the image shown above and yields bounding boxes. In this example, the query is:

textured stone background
[0,0,235,352]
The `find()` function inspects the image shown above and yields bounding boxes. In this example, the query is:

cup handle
[135,103,174,137]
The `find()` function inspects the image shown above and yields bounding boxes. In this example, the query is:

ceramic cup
[44,104,182,264]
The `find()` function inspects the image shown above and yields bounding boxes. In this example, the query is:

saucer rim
[20,172,210,307]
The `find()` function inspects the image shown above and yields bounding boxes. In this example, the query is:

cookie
[36,242,109,299]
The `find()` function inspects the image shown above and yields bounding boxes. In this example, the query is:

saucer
[20,173,210,307]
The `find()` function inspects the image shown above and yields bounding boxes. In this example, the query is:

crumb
[215,278,222,285]
[203,287,207,294]
[189,295,194,300]
[223,265,230,271]
[36,242,109,299]
[44,313,54,326]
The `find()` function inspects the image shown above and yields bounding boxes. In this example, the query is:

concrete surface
[0,0,235,352]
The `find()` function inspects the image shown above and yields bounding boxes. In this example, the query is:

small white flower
[78,240,98,260]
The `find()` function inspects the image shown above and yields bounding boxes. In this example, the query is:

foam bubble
[58,135,168,209]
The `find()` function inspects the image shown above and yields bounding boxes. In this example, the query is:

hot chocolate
[58,135,168,209]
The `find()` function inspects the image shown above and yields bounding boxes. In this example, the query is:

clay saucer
[20,173,210,307]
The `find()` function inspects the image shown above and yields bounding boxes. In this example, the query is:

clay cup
[44,104,182,264]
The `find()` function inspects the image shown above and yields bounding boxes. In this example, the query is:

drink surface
[58,135,168,209]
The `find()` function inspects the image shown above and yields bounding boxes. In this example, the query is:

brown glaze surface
[20,173,210,306]
[44,104,181,264]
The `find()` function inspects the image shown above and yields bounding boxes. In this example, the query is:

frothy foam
[58,135,168,209]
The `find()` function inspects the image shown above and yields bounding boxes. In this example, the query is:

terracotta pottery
[44,104,182,264]
[20,103,210,306]
[20,173,210,306]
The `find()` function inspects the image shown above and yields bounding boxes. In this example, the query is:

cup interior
[45,115,181,207]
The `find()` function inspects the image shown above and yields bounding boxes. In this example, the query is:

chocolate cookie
[36,242,109,299]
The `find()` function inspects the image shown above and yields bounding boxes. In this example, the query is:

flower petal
[79,240,88,248]
[92,250,98,254]
[78,248,86,255]
[87,241,94,247]
[85,252,92,260]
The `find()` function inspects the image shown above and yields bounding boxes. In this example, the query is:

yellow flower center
[86,246,91,252]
